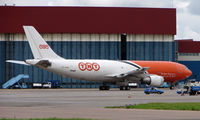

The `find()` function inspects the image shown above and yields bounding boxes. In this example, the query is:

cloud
[176,11,200,41]
[188,0,200,15]
[174,0,189,13]
[84,0,172,7]
[183,27,200,41]
[0,0,50,6]
[0,0,172,7]
[174,0,200,41]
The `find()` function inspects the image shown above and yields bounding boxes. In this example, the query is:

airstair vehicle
[2,74,29,89]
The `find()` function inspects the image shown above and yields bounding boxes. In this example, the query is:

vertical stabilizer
[23,26,61,59]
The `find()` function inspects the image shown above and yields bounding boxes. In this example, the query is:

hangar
[0,6,176,88]
[176,39,200,81]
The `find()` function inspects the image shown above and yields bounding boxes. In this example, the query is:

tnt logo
[78,62,100,71]
[92,63,100,71]
[79,62,86,71]
[86,63,93,71]
[39,44,49,49]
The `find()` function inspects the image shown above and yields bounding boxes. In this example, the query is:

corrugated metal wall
[178,61,199,82]
[127,34,174,61]
[0,33,174,88]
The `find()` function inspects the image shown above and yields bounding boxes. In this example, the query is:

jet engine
[142,75,164,87]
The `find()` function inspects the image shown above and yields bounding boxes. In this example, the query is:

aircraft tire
[170,86,174,90]
[99,86,110,90]
[120,86,130,91]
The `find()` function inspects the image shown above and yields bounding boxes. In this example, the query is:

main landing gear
[99,83,110,90]
[99,86,110,90]
[120,86,131,90]
[99,83,131,91]
[117,81,131,90]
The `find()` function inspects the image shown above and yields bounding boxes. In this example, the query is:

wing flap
[106,67,150,79]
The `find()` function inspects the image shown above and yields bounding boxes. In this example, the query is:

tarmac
[0,88,200,120]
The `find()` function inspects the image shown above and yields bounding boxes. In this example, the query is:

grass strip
[105,102,200,111]
[0,118,98,120]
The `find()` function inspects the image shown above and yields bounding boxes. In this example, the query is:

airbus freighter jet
[7,26,192,90]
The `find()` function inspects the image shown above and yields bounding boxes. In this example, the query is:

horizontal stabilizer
[6,60,30,66]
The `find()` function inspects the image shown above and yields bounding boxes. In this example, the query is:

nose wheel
[170,82,175,90]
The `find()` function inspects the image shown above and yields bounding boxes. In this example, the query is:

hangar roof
[0,6,176,34]
[176,39,200,53]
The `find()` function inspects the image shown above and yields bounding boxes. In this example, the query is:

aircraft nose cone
[186,69,192,78]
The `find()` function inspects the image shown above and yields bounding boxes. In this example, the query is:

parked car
[144,87,164,94]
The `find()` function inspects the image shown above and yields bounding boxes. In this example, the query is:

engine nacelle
[142,75,164,87]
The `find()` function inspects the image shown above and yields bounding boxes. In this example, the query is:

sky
[1,0,200,41]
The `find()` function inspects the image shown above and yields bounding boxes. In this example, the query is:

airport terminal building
[0,6,176,88]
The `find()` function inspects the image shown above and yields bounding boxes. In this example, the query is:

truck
[189,86,200,95]
[32,80,62,89]
[47,80,62,88]
[177,80,200,96]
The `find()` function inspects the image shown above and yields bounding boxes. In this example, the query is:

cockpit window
[185,67,189,70]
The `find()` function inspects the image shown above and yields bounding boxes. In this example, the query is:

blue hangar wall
[0,33,175,88]
[0,6,176,88]
[178,61,200,81]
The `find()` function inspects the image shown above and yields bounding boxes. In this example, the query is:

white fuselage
[40,59,139,82]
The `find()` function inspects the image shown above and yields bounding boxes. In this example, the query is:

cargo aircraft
[7,26,192,90]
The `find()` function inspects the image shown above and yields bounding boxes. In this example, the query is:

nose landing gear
[170,82,175,90]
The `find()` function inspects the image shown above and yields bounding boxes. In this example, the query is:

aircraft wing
[106,67,150,79]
